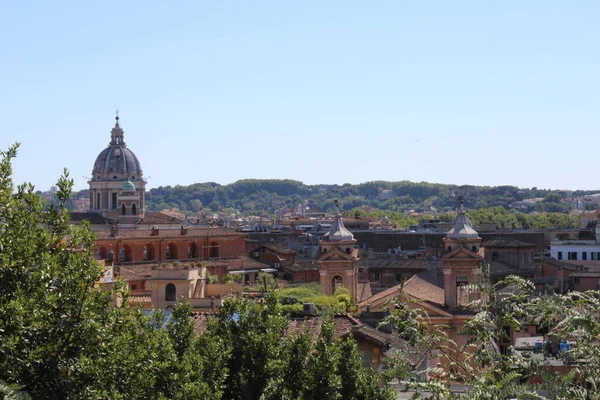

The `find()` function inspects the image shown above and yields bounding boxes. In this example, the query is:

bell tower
[442,198,483,308]
[317,201,360,299]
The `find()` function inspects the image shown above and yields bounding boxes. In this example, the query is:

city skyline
[1,1,599,191]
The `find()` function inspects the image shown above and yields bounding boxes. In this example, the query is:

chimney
[110,224,118,238]
[151,225,159,236]
[302,303,316,314]
[181,225,188,235]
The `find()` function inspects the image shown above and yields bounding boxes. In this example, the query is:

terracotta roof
[96,227,245,239]
[358,258,436,270]
[281,263,319,273]
[70,212,113,225]
[541,258,579,271]
[137,211,183,225]
[402,276,445,306]
[255,244,296,254]
[118,261,206,280]
[118,264,155,280]
[205,256,271,272]
[359,275,445,308]
[488,261,522,276]
[191,312,218,334]
[286,314,359,343]
[483,238,536,248]
[190,311,425,366]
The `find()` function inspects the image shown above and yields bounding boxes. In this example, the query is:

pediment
[443,246,482,261]
[318,248,355,262]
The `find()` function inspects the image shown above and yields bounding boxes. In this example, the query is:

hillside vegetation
[142,178,587,217]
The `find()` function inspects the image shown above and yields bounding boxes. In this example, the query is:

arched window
[331,275,343,294]
[188,243,198,259]
[96,193,101,210]
[95,246,107,260]
[143,244,154,261]
[121,203,126,215]
[345,247,352,254]
[472,246,477,253]
[165,283,176,301]
[131,203,137,215]
[166,244,177,260]
[447,246,452,253]
[456,276,469,307]
[119,245,132,262]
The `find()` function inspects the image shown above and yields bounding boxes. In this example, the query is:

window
[252,251,259,257]
[131,203,137,215]
[471,246,477,252]
[395,273,402,283]
[557,252,563,260]
[373,272,380,281]
[359,349,374,368]
[112,193,118,209]
[582,252,588,261]
[119,245,131,262]
[188,243,197,259]
[166,244,176,260]
[572,277,580,285]
[568,252,578,261]
[274,262,280,268]
[131,284,137,291]
[165,284,176,301]
[96,193,101,210]
[95,246,107,260]
[492,251,499,261]
[592,252,600,261]
[143,245,154,261]
[331,275,343,293]
[121,203,126,215]
[209,242,220,258]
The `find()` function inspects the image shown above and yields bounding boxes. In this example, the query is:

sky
[1,1,599,192]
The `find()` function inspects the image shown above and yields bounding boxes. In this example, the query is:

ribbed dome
[93,146,142,178]
[91,115,143,181]
[323,215,354,241]
[446,200,479,240]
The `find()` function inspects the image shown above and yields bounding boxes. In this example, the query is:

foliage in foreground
[383,270,600,399]
[0,144,393,399]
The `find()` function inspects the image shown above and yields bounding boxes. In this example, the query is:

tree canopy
[75,178,590,218]
[0,144,393,399]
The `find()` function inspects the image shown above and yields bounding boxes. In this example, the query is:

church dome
[122,179,136,191]
[322,215,354,241]
[91,115,143,181]
[446,199,479,240]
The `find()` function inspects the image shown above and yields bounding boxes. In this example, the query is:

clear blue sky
[1,1,599,191]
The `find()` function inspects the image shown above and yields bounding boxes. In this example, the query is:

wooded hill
[138,179,593,216]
